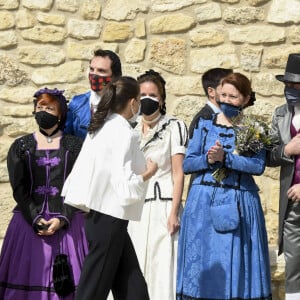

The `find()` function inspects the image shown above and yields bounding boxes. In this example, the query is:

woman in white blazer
[62,76,157,300]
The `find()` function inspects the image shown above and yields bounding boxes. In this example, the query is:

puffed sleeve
[170,119,188,156]
[183,119,213,174]
[110,130,148,206]
[7,139,40,225]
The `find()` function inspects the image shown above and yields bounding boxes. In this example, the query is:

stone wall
[0,0,298,298]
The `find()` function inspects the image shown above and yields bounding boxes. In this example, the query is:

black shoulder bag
[53,232,75,296]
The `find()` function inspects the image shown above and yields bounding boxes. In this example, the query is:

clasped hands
[35,217,65,236]
[207,140,225,164]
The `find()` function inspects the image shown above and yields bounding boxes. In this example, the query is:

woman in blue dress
[176,73,272,300]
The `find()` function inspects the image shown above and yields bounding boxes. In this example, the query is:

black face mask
[35,111,59,129]
[285,86,300,106]
[140,96,160,116]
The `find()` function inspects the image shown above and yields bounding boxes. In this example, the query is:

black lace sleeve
[7,135,39,225]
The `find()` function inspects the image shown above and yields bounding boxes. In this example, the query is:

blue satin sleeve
[224,149,266,175]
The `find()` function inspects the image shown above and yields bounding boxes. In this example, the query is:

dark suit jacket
[188,104,214,139]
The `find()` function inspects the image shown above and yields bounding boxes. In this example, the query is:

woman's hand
[142,158,158,181]
[207,140,224,164]
[37,218,63,236]
[167,212,180,235]
[287,183,300,202]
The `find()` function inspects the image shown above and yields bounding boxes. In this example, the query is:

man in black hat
[267,53,300,300]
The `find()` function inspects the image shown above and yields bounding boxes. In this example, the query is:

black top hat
[276,53,300,83]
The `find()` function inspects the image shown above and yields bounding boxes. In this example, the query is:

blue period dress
[176,116,272,300]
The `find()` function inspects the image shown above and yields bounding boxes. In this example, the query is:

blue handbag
[210,188,240,233]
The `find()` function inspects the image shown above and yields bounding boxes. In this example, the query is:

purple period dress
[0,134,88,300]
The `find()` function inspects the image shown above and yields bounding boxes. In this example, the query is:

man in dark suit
[267,53,300,300]
[187,68,232,188]
[188,68,233,139]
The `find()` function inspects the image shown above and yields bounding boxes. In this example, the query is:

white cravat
[90,90,101,114]
[286,293,300,300]
[293,106,300,131]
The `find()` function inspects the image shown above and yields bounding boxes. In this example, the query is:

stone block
[81,0,101,20]
[268,0,300,24]
[0,11,15,30]
[102,22,132,42]
[21,25,66,43]
[56,0,78,12]
[124,38,146,63]
[149,14,195,34]
[18,46,65,65]
[189,25,226,47]
[36,12,66,26]
[16,10,36,29]
[151,0,207,12]
[190,45,239,73]
[68,19,101,40]
[22,0,52,11]
[149,37,186,75]
[0,30,17,48]
[102,0,148,21]
[223,7,264,24]
[195,3,222,22]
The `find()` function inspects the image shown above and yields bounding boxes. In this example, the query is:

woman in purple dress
[0,88,88,300]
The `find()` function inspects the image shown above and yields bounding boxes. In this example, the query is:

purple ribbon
[35,186,59,196]
[36,157,60,167]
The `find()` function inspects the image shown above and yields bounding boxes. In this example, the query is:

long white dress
[128,114,188,300]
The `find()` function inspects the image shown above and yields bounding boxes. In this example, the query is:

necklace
[39,127,60,143]
[142,113,162,126]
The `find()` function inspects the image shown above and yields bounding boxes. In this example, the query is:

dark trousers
[75,211,149,300]
[283,201,300,293]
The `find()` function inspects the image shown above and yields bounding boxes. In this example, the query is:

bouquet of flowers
[212,114,276,183]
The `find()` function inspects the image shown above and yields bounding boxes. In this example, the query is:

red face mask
[88,74,112,92]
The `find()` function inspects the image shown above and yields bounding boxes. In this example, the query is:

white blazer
[62,113,148,221]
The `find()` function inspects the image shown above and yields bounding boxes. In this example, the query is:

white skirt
[128,199,181,300]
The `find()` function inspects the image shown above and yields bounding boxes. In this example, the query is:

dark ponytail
[88,83,116,134]
[88,76,140,134]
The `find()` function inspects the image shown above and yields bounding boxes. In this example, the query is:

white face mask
[128,102,140,123]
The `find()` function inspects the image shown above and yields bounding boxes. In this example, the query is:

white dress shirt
[62,113,148,221]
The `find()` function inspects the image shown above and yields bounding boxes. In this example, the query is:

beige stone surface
[102,22,132,42]
[22,0,53,11]
[81,0,101,20]
[149,14,195,34]
[0,31,17,49]
[18,46,65,65]
[21,25,66,43]
[195,3,222,22]
[223,7,264,24]
[16,10,36,29]
[0,0,19,9]
[0,11,15,30]
[151,0,207,12]
[149,37,186,75]
[189,25,226,47]
[0,0,296,296]
[124,38,146,63]
[36,12,66,26]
